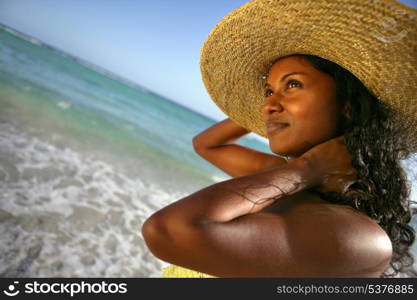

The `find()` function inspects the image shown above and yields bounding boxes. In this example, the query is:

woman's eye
[264,88,274,97]
[287,80,301,89]
[265,80,301,97]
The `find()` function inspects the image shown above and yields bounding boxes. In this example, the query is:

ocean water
[0,28,273,277]
[0,27,416,278]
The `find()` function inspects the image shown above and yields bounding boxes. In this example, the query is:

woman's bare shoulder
[285,190,391,245]
[263,190,393,276]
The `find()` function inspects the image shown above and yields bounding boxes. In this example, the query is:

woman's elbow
[141,213,173,259]
[141,214,158,244]
[141,209,206,262]
[192,135,203,152]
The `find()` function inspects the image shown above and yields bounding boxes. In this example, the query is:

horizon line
[0,22,219,124]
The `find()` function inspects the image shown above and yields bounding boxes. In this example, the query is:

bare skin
[142,56,393,277]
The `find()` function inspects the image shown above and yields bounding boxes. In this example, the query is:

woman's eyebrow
[280,72,308,82]
[265,72,308,87]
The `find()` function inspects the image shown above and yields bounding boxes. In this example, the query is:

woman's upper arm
[194,144,287,178]
[192,118,286,177]
[143,207,391,277]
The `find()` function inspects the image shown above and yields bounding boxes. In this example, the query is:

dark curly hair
[278,54,417,277]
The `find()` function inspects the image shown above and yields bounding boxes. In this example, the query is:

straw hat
[200,0,417,148]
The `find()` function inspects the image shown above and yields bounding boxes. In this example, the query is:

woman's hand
[301,136,357,193]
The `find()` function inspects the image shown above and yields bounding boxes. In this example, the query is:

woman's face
[262,56,347,158]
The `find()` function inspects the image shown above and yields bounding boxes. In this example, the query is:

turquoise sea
[0,27,274,277]
[0,26,416,277]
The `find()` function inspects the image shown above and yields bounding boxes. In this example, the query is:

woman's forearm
[150,157,315,225]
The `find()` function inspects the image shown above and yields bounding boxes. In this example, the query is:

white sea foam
[57,101,71,110]
[0,121,185,277]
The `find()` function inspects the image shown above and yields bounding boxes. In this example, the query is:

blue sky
[0,0,416,121]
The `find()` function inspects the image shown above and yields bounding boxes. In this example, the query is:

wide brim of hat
[200,0,417,148]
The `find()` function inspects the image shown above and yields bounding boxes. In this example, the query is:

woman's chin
[269,139,317,158]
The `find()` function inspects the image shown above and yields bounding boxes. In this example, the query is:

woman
[142,0,417,277]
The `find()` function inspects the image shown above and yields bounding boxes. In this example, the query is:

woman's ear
[339,102,351,134]
[342,103,351,120]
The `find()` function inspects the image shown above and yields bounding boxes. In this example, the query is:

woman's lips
[266,122,289,134]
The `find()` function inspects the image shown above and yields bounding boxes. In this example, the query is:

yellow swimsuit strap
[162,264,215,278]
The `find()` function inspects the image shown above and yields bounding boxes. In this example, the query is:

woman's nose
[262,95,284,120]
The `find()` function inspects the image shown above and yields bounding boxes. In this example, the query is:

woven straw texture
[200,0,417,148]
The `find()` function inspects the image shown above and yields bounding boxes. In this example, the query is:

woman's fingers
[302,135,357,193]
